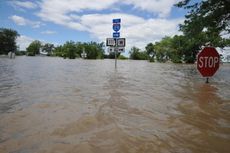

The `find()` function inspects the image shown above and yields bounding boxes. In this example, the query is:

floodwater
[0,56,229,153]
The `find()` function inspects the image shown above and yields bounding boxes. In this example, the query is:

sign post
[106,18,125,69]
[197,47,220,83]
[112,19,121,69]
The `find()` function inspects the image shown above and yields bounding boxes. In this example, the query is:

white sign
[108,47,125,53]
[118,47,125,52]
[108,47,114,52]
[117,38,125,47]
[106,38,116,46]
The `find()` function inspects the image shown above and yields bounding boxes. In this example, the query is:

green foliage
[53,41,105,59]
[26,40,41,56]
[62,41,77,59]
[145,43,155,62]
[53,45,65,57]
[15,51,26,56]
[0,28,19,54]
[174,0,230,63]
[84,42,104,59]
[153,37,172,62]
[118,54,128,60]
[129,46,148,60]
[104,52,121,59]
[175,0,230,35]
[147,35,196,63]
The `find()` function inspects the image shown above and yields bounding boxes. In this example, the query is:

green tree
[153,37,172,62]
[129,46,148,60]
[170,35,185,63]
[26,40,41,56]
[145,43,155,62]
[84,42,104,59]
[118,54,128,60]
[175,0,230,63]
[175,0,230,35]
[105,52,121,59]
[53,45,64,57]
[0,28,19,54]
[62,41,77,59]
[52,41,105,59]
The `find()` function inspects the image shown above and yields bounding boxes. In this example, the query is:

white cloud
[41,30,57,34]
[10,15,43,28]
[123,0,180,17]
[37,0,179,18]
[37,11,182,51]
[16,35,58,50]
[35,0,183,52]
[10,1,37,10]
[16,35,34,50]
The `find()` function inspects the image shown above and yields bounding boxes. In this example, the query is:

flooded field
[0,56,229,153]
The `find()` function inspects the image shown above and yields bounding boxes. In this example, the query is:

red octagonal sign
[197,47,220,77]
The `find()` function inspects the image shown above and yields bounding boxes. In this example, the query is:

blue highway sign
[113,23,120,32]
[113,32,120,38]
[113,18,121,23]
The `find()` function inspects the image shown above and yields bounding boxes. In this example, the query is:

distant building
[39,48,48,56]
[8,52,15,59]
[216,47,230,63]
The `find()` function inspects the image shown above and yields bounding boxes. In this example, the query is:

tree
[62,41,77,59]
[153,37,173,62]
[118,54,128,60]
[83,42,104,59]
[53,45,63,57]
[170,35,186,63]
[26,40,41,56]
[175,0,230,63]
[175,0,230,35]
[52,41,105,59]
[145,43,155,62]
[0,28,19,54]
[105,52,121,59]
[129,46,148,60]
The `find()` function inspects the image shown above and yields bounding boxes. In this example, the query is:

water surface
[0,57,229,153]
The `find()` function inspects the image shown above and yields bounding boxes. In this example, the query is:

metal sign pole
[115,38,117,68]
[206,77,209,83]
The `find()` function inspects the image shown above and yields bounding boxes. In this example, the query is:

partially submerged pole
[206,77,209,83]
[115,39,117,69]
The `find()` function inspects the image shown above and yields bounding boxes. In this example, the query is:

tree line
[26,40,105,59]
[129,0,230,63]
[1,0,229,63]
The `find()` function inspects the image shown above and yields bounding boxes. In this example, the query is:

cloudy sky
[0,0,190,55]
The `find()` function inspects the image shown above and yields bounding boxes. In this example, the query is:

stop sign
[197,47,220,77]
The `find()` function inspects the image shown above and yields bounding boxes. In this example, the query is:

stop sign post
[197,47,220,83]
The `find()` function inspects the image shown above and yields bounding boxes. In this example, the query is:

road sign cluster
[106,18,126,53]
[106,38,125,47]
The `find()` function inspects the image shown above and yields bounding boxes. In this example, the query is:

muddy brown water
[0,56,229,153]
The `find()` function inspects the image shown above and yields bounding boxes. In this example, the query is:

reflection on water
[0,57,230,153]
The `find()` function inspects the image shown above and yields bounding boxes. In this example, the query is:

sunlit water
[0,56,229,153]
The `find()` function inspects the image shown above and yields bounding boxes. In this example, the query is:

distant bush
[118,55,128,60]
[15,51,26,56]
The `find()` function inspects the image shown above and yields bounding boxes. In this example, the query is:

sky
[0,0,190,55]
